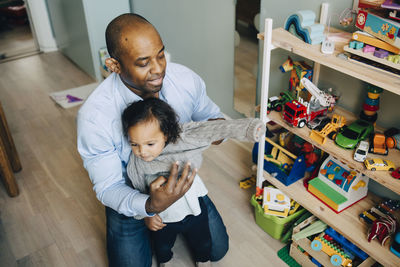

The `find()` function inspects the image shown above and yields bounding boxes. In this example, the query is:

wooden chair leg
[0,102,21,172]
[0,135,19,197]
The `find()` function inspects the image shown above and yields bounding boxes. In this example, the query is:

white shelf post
[256,18,273,189]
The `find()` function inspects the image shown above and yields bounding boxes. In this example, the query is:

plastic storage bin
[251,194,307,240]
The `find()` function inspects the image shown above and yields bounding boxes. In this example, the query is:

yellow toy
[309,114,346,145]
[263,187,291,217]
[364,158,396,171]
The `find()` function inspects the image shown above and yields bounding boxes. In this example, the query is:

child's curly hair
[122,98,181,145]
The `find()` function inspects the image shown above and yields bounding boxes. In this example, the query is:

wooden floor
[0,52,286,266]
[0,23,38,61]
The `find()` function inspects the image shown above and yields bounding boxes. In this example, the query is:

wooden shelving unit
[268,108,400,196]
[258,28,400,95]
[257,19,400,267]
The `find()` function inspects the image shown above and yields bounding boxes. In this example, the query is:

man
[77,13,228,267]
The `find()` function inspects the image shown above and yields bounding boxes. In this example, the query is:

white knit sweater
[127,118,264,222]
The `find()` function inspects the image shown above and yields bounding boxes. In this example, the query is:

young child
[122,98,264,266]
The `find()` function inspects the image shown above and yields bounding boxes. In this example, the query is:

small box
[356,10,400,49]
[251,194,306,240]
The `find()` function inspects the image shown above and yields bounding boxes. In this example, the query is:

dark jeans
[106,195,229,267]
[152,197,211,263]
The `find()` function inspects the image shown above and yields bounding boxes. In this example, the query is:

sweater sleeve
[181,118,265,145]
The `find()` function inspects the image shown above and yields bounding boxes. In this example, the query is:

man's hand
[144,214,166,231]
[208,118,225,145]
[145,162,196,214]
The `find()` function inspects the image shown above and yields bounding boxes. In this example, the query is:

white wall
[130,0,242,118]
[25,0,57,52]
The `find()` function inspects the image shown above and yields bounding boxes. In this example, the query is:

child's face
[127,119,167,162]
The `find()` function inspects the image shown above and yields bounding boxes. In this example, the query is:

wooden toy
[308,155,369,213]
[263,187,291,217]
[351,31,400,54]
[284,10,325,45]
[355,10,400,49]
[374,49,389,58]
[280,57,313,98]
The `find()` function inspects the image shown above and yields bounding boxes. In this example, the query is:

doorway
[0,1,38,62]
[233,0,260,118]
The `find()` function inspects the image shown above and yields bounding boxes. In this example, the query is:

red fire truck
[283,99,327,128]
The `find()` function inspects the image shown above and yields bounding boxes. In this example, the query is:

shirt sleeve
[190,73,224,121]
[77,116,151,217]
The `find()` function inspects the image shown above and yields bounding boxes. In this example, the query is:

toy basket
[251,194,307,240]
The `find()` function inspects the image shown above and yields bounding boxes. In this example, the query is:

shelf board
[258,28,400,96]
[267,109,400,195]
[263,171,398,266]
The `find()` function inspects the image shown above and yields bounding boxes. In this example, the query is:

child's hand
[144,214,166,231]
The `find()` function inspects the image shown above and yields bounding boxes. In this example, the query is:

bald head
[106,13,156,61]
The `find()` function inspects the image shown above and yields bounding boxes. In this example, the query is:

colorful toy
[351,31,400,54]
[356,10,400,49]
[239,176,256,189]
[282,78,336,129]
[283,99,327,128]
[392,167,400,179]
[359,199,400,225]
[360,85,381,120]
[310,114,346,145]
[252,138,307,186]
[308,155,369,213]
[311,226,369,266]
[369,132,388,155]
[267,91,295,114]
[386,133,400,150]
[284,10,325,44]
[367,215,397,246]
[334,119,374,149]
[280,57,313,98]
[263,187,291,217]
[264,137,296,170]
[364,158,396,171]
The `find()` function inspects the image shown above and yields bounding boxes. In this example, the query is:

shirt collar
[116,74,166,105]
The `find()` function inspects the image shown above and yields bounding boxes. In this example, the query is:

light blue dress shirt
[77,62,222,217]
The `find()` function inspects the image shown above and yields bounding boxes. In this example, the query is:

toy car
[335,119,374,149]
[307,115,330,131]
[369,133,388,155]
[267,96,281,113]
[364,158,396,171]
[392,167,400,179]
[354,140,369,162]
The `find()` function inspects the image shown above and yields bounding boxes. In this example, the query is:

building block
[349,40,364,49]
[363,44,376,53]
[374,49,389,58]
